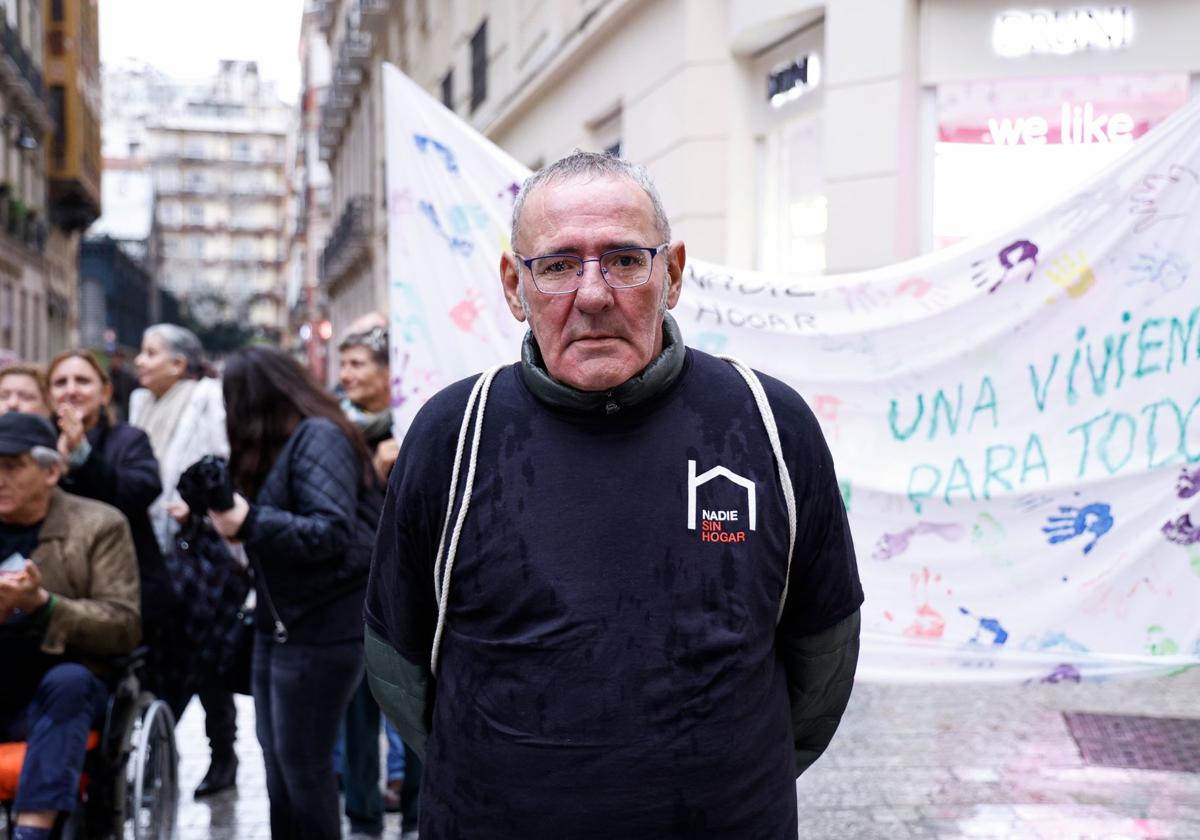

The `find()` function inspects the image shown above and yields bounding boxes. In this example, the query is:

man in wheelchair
[0,413,140,840]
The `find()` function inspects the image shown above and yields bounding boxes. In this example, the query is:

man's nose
[572,260,614,311]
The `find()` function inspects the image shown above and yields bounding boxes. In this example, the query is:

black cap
[0,412,58,456]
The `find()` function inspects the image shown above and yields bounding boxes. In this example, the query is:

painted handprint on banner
[1129,163,1198,234]
[1162,514,1199,546]
[449,289,486,341]
[958,607,1009,645]
[419,201,473,256]
[1177,466,1200,499]
[1128,249,1189,299]
[1045,250,1095,300]
[873,521,965,561]
[413,133,459,173]
[1042,502,1114,554]
[971,239,1039,293]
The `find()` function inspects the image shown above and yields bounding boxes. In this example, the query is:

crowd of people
[0,319,417,840]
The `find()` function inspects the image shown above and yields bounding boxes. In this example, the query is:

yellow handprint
[1046,250,1095,300]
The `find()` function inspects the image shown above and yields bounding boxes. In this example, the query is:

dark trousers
[254,634,363,840]
[0,663,107,814]
[163,687,237,760]
[342,675,382,834]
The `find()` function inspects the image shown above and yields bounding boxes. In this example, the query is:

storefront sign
[993,7,1133,58]
[937,74,1189,146]
[767,54,821,108]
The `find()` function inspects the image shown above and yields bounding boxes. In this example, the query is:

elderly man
[365,151,862,838]
[0,413,140,840]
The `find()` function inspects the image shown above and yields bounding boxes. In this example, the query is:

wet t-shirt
[366,348,862,839]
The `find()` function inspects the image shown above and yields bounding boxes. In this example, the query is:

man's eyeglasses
[516,243,670,295]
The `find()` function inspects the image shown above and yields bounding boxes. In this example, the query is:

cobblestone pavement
[798,668,1200,839]
[172,670,1200,839]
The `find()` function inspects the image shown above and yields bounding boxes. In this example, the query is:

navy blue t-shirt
[366,348,862,839]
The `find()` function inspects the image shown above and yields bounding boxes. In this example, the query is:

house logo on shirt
[687,460,756,544]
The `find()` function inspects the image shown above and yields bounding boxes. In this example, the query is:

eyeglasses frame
[514,242,671,295]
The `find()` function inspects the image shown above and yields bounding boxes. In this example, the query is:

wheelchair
[1,649,179,839]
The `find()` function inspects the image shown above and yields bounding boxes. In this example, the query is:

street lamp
[0,116,39,151]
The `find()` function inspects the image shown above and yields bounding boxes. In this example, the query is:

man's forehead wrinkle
[524,175,657,255]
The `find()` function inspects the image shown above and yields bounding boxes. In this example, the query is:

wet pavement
[173,669,1200,839]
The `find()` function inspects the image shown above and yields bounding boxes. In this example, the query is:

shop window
[470,20,487,112]
[758,112,826,275]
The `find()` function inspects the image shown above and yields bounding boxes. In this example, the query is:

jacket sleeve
[365,623,433,761]
[779,608,860,777]
[238,421,360,564]
[42,514,141,656]
[68,427,163,518]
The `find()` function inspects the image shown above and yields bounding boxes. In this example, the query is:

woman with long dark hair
[205,346,381,840]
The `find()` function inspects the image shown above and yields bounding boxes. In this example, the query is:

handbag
[218,556,287,696]
[174,455,288,696]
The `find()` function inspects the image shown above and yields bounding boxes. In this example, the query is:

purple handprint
[1177,466,1200,499]
[1042,503,1113,555]
[873,521,965,560]
[971,239,1039,294]
[1162,514,1199,546]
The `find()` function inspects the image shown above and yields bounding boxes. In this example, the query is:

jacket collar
[520,313,686,415]
[35,488,70,542]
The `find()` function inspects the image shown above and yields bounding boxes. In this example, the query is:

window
[50,0,63,22]
[470,20,487,112]
[441,69,454,111]
[189,204,204,224]
[49,85,66,169]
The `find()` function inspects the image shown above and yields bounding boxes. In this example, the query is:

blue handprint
[1042,503,1113,554]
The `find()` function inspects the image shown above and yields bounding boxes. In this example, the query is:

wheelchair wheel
[109,694,178,840]
[126,696,177,840]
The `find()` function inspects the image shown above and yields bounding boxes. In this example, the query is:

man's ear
[43,461,63,489]
[664,240,686,309]
[500,252,527,322]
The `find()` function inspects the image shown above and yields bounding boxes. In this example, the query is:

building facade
[313,0,1200,331]
[288,2,335,380]
[0,0,54,363]
[43,0,100,353]
[140,60,293,338]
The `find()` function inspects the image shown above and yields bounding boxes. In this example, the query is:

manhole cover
[1064,712,1200,773]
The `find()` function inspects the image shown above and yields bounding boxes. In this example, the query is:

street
[173,668,1200,839]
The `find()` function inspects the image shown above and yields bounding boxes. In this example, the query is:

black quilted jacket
[237,417,383,643]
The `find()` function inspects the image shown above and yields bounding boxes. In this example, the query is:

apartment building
[0,0,54,362]
[288,4,335,379]
[146,60,293,336]
[43,0,100,352]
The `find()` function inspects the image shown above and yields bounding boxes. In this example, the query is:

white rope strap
[430,364,505,674]
[718,355,797,624]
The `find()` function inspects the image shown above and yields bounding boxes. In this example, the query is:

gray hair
[510,150,671,254]
[30,445,64,471]
[144,323,205,378]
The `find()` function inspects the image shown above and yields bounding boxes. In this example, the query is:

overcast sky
[100,0,305,102]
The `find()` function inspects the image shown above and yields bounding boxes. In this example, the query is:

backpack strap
[717,356,797,624]
[431,364,506,675]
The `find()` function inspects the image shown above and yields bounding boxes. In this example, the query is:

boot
[194,752,238,798]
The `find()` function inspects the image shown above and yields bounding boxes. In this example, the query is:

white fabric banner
[382,64,1200,682]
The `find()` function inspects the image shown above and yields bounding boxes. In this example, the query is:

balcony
[49,178,101,232]
[0,17,50,129]
[358,0,389,34]
[0,193,48,255]
[339,30,372,69]
[320,196,372,286]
